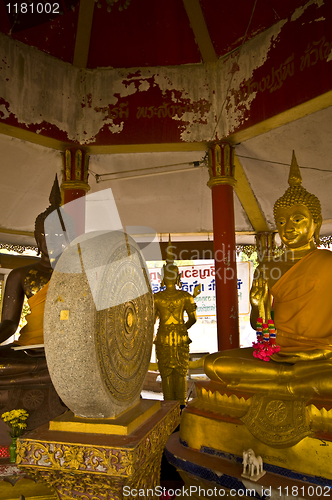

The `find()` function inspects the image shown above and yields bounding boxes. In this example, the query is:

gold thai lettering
[300,36,332,71]
[260,54,295,93]
[94,102,129,120]
[136,101,210,119]
[136,106,147,118]
[227,54,295,110]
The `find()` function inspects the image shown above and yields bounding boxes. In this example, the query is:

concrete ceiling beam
[182,0,218,64]
[234,153,269,233]
[73,0,95,68]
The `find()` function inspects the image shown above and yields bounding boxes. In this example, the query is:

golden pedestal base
[17,400,180,500]
[180,381,332,480]
[166,433,326,500]
[180,408,332,479]
[164,380,332,498]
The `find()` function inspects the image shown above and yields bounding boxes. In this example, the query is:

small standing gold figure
[154,236,200,405]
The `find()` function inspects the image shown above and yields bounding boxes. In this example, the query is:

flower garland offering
[253,318,280,361]
[1,409,29,437]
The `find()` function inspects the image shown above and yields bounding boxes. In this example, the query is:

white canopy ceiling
[0,104,331,249]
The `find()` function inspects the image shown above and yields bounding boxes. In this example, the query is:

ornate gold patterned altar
[183,381,332,476]
[165,380,332,499]
[17,400,180,500]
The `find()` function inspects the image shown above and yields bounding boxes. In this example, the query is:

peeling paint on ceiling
[219,19,287,135]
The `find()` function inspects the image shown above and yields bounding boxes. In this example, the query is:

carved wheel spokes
[265,400,288,424]
[96,241,154,402]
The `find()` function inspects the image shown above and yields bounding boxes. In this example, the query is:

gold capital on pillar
[255,232,277,263]
[60,148,90,237]
[207,142,236,188]
[61,148,90,197]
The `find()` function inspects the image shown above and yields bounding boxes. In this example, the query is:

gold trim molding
[207,176,237,188]
[50,401,161,435]
[60,180,90,192]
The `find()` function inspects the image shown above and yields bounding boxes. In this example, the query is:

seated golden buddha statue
[174,153,332,485]
[154,237,200,405]
[204,152,332,399]
[0,176,71,385]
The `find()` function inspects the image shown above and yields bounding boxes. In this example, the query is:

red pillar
[61,148,90,237]
[207,143,239,351]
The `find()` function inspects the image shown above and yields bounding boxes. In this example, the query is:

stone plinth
[49,400,161,436]
[17,401,180,500]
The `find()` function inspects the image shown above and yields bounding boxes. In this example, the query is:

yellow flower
[1,409,29,437]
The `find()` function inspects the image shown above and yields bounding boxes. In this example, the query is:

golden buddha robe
[272,249,332,352]
[15,282,49,346]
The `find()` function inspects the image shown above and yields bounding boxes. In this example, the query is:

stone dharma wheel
[44,230,154,418]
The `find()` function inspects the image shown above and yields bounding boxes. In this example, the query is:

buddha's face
[35,229,49,258]
[275,204,318,249]
[35,225,68,266]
